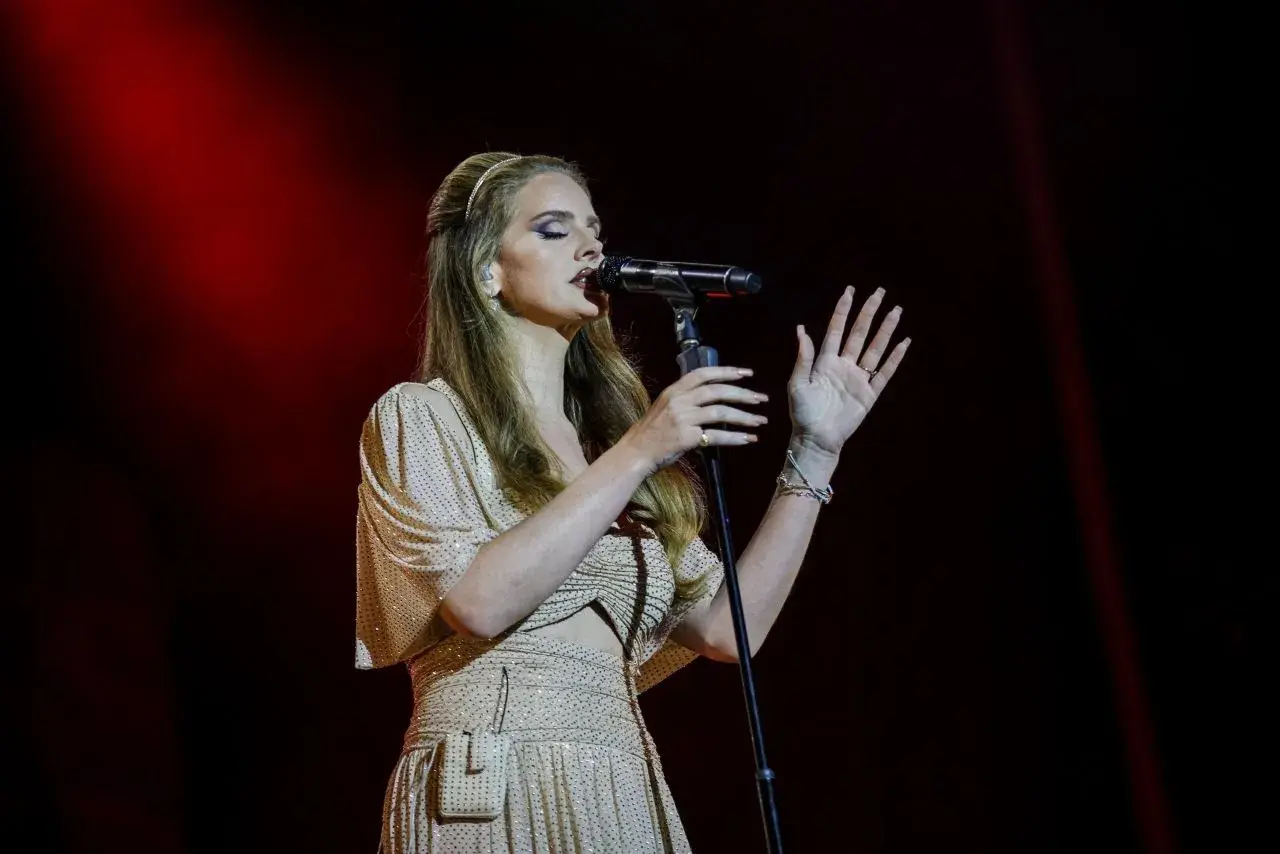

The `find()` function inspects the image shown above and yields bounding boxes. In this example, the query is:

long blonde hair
[418,152,708,593]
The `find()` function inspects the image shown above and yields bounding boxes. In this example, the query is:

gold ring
[698,432,711,448]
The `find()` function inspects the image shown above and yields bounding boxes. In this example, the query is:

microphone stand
[671,299,784,854]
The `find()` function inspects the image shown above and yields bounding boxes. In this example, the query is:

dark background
[5,1,1255,852]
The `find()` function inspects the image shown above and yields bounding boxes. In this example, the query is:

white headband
[464,156,523,220]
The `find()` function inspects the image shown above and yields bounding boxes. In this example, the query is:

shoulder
[367,381,448,419]
[390,381,453,413]
[374,381,470,452]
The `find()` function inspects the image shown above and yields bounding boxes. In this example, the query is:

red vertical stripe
[988,2,1176,852]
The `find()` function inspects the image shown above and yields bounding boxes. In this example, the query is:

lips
[571,267,599,290]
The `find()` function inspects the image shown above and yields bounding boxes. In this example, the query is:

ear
[480,262,504,298]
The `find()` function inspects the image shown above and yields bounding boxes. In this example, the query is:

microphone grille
[596,256,630,293]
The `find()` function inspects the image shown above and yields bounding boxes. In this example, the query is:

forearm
[707,438,839,657]
[441,438,652,637]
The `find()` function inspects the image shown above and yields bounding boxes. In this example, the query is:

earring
[480,265,500,310]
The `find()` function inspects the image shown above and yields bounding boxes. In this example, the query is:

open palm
[788,286,911,457]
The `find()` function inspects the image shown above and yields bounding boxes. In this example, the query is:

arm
[441,365,767,639]
[672,438,838,661]
[441,438,650,637]
[674,286,912,661]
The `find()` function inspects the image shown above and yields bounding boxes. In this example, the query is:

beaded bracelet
[775,449,834,504]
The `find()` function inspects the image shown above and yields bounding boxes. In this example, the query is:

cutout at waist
[525,601,624,658]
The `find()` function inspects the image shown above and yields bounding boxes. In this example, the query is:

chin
[581,290,610,316]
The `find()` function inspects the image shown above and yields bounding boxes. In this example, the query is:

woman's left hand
[788,286,911,459]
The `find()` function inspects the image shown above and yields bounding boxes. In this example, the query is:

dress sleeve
[354,386,496,669]
[634,534,726,694]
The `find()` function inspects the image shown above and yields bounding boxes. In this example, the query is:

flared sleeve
[634,534,726,693]
[354,385,497,669]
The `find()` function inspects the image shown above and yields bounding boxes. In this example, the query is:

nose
[576,229,603,262]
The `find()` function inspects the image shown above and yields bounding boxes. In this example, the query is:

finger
[692,428,758,448]
[820,287,856,359]
[693,404,768,429]
[841,287,885,361]
[789,324,814,388]
[870,337,911,394]
[669,365,753,393]
[859,305,902,372]
[690,384,768,406]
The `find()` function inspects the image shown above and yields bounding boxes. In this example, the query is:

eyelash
[536,230,605,245]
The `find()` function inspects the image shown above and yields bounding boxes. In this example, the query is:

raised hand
[788,286,910,458]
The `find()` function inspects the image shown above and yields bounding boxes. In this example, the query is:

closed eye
[532,209,603,242]
[535,229,604,246]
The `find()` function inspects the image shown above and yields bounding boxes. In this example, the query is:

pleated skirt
[379,633,690,853]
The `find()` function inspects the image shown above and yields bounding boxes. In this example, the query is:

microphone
[595,256,762,301]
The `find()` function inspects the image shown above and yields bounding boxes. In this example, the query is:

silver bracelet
[775,448,834,504]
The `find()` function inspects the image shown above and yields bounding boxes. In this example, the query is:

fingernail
[746,434,758,443]
[738,368,753,376]
[892,305,902,314]
[904,337,912,346]
[757,393,769,402]
[875,287,885,296]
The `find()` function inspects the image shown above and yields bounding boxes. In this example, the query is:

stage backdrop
[6,2,1250,852]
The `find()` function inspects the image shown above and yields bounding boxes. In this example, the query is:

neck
[506,316,580,424]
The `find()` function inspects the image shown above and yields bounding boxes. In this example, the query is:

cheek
[505,244,563,296]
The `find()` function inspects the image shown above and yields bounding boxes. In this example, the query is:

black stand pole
[671,302,784,854]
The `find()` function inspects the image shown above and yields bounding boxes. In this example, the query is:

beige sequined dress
[355,380,725,853]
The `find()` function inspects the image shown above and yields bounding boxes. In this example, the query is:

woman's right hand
[621,366,769,473]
